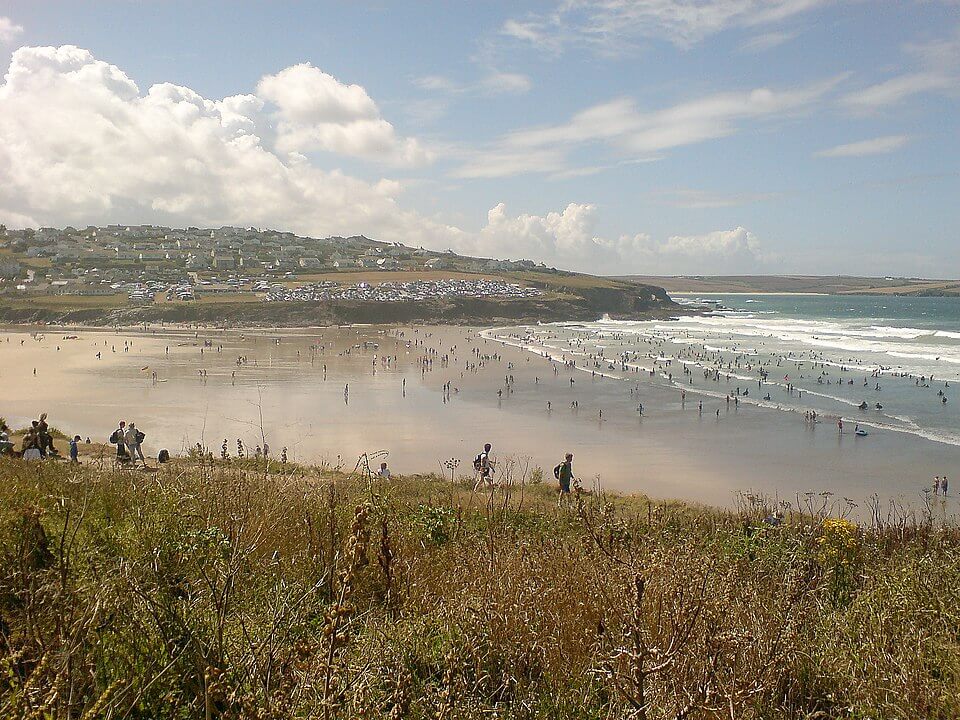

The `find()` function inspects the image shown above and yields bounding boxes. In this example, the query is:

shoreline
[2,322,957,517]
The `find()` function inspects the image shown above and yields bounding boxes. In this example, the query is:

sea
[504,294,960,449]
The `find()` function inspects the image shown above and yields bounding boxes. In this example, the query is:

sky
[0,1,958,277]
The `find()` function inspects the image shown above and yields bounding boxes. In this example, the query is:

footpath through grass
[1,457,959,719]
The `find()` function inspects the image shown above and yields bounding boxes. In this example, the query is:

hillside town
[0,224,552,304]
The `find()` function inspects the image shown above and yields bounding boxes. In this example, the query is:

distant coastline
[615,274,960,297]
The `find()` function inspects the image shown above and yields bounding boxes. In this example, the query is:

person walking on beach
[943,476,949,496]
[554,452,575,507]
[473,443,495,490]
[933,476,941,496]
[838,418,843,434]
[125,422,146,466]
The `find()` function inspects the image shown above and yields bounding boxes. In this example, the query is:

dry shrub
[0,458,958,718]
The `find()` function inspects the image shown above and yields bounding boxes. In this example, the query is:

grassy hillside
[0,272,676,326]
[1,456,958,718]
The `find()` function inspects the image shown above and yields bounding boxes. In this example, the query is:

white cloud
[840,72,952,112]
[257,63,431,165]
[660,226,761,256]
[0,44,766,276]
[840,24,960,111]
[815,134,911,157]
[740,29,799,52]
[456,147,570,179]
[0,46,444,242]
[412,75,461,92]
[480,71,532,95]
[625,226,766,273]
[413,70,532,96]
[448,204,766,274]
[502,0,829,52]
[457,75,845,178]
[0,16,23,45]
[472,202,623,267]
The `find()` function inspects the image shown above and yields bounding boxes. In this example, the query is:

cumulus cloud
[472,202,623,267]
[0,46,442,241]
[448,204,766,275]
[660,226,761,257]
[257,63,431,164]
[0,16,23,44]
[815,134,911,157]
[0,44,761,276]
[621,226,767,274]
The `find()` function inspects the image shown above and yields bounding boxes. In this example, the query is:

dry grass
[0,294,126,310]
[1,457,958,719]
[508,271,622,289]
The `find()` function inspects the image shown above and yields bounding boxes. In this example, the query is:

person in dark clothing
[110,421,129,462]
[554,452,575,507]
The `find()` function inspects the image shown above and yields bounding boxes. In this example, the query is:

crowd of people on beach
[0,412,153,468]
[3,323,956,507]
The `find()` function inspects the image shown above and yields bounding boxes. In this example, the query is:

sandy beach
[2,323,958,512]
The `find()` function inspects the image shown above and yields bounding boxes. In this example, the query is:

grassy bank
[1,457,958,718]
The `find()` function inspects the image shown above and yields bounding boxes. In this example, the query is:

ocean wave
[483,322,960,449]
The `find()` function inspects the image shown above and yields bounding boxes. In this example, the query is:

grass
[508,270,623,289]
[0,293,126,310]
[1,456,958,718]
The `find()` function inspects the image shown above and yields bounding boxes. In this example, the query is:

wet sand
[1,324,957,513]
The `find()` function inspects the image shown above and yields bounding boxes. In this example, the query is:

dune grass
[1,455,958,719]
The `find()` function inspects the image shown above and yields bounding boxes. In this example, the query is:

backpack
[109,429,120,444]
[554,463,563,480]
[135,430,145,444]
[473,454,483,472]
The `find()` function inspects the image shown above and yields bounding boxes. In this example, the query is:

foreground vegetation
[1,456,958,719]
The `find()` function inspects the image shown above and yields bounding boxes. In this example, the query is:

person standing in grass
[69,435,81,463]
[473,443,495,490]
[554,452,575,507]
[125,422,146,466]
[111,420,128,461]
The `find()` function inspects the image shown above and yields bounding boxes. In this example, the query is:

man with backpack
[110,420,129,462]
[124,422,146,466]
[554,452,575,507]
[473,443,495,490]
